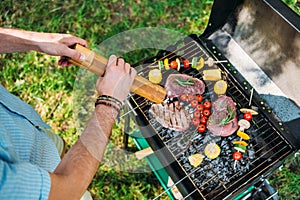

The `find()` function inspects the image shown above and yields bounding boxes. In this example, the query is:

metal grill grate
[129,37,293,199]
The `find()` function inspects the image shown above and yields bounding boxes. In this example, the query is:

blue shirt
[0,84,61,199]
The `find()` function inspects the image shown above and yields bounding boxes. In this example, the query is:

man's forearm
[49,105,118,200]
[0,28,41,53]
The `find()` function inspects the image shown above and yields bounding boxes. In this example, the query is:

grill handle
[68,44,166,104]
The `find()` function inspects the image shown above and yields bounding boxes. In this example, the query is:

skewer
[234,88,254,170]
[249,88,254,107]
[120,100,139,118]
[205,57,228,67]
[233,137,243,171]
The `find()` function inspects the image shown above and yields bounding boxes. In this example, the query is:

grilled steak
[165,74,205,98]
[207,95,239,136]
[149,101,191,132]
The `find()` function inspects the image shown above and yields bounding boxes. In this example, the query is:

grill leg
[123,104,130,149]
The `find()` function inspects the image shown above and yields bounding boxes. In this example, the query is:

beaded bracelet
[96,95,123,108]
[95,100,120,117]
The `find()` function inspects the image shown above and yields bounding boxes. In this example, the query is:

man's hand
[36,32,88,66]
[96,55,137,102]
[0,28,87,66]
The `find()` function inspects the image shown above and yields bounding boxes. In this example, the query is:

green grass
[0,0,299,199]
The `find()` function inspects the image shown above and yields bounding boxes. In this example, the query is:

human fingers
[57,35,87,63]
[117,58,125,68]
[62,47,85,62]
[107,55,118,68]
[130,67,137,79]
[57,49,85,67]
[124,63,131,74]
[58,56,69,67]
[60,34,88,48]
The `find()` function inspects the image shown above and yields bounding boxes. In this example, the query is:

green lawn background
[0,1,299,199]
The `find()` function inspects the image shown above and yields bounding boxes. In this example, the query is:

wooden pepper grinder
[68,44,166,104]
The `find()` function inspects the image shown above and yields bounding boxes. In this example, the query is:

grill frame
[129,37,295,199]
[126,0,299,199]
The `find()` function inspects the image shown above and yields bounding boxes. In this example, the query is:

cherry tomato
[244,112,252,121]
[190,99,198,108]
[203,109,211,117]
[192,118,200,126]
[179,93,187,101]
[196,94,203,102]
[200,116,207,124]
[170,61,178,69]
[196,104,204,112]
[187,94,195,102]
[203,101,211,109]
[183,59,189,68]
[232,151,242,160]
[193,111,201,119]
[198,124,206,133]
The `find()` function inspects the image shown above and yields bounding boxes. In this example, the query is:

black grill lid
[200,0,300,149]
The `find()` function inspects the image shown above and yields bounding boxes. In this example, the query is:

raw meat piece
[211,95,236,113]
[207,95,238,137]
[165,74,205,98]
[149,101,191,132]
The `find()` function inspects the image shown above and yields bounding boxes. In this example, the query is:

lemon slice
[188,153,204,167]
[214,80,228,94]
[148,69,162,84]
[204,143,221,159]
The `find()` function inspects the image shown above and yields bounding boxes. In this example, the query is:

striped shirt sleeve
[0,159,51,200]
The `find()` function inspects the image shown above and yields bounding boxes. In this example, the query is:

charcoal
[248,149,255,159]
[220,139,228,147]
[194,179,201,187]
[148,99,266,198]
[213,166,220,174]
[241,159,246,165]
[206,171,214,178]
[183,163,192,171]
[189,145,196,153]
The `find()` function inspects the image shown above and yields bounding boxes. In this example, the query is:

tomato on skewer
[196,104,204,112]
[192,118,200,126]
[196,94,203,102]
[190,99,198,108]
[203,101,211,109]
[179,93,187,102]
[203,109,211,117]
[183,59,189,68]
[244,112,252,121]
[233,151,242,160]
[194,111,201,119]
[198,124,206,133]
[200,116,207,124]
[170,60,178,69]
[187,94,195,102]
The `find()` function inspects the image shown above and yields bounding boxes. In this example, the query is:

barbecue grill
[122,0,300,199]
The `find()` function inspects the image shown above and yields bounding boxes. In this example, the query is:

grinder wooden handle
[68,44,166,104]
